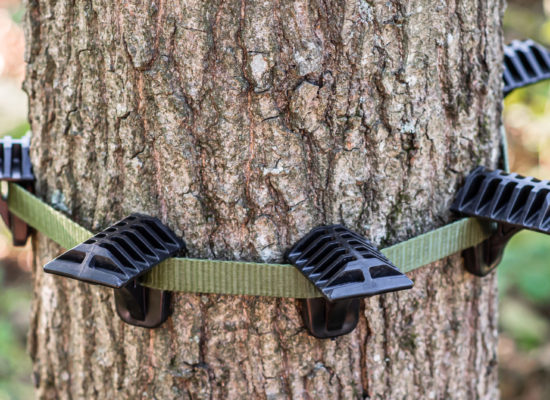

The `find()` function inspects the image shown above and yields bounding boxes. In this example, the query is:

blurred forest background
[0,0,549,398]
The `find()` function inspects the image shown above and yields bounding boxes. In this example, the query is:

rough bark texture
[24,0,504,398]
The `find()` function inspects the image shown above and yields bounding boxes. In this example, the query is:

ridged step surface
[504,39,550,96]
[287,225,413,302]
[44,213,185,288]
[451,166,550,233]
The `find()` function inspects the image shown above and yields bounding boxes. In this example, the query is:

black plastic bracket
[286,225,413,338]
[504,39,550,97]
[451,166,550,276]
[462,222,521,276]
[44,213,185,328]
[0,135,34,246]
[114,283,172,328]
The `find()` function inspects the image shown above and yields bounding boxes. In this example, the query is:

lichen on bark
[24,0,504,398]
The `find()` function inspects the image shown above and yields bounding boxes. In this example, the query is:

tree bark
[24,0,504,398]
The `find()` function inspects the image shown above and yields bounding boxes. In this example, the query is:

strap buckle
[287,225,413,338]
[0,135,34,246]
[44,213,185,328]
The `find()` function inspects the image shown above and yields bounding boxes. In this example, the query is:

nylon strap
[7,183,492,298]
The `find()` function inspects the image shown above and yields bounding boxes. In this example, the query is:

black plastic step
[44,213,185,328]
[504,39,550,97]
[44,213,184,288]
[451,166,550,233]
[0,134,34,246]
[287,225,413,302]
[287,225,413,338]
[451,166,550,276]
[0,134,34,182]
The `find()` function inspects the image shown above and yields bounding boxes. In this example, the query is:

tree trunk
[24,0,504,398]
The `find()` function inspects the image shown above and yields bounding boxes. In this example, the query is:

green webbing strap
[8,183,91,248]
[144,258,321,298]
[7,183,492,298]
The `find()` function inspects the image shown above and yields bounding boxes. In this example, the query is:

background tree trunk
[24,0,504,398]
